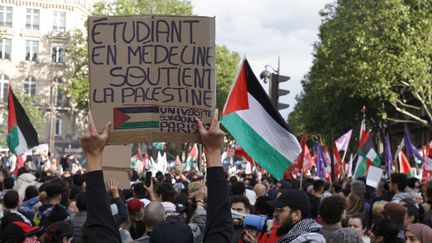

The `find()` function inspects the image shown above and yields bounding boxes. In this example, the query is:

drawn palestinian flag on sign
[114,106,159,129]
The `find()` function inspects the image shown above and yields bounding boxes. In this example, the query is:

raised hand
[80,111,112,172]
[106,178,120,198]
[195,109,225,167]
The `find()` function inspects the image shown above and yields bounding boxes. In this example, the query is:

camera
[231,209,274,234]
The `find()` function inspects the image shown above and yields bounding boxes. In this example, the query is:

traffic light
[269,73,290,110]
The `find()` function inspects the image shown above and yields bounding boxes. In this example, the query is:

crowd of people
[1,111,432,243]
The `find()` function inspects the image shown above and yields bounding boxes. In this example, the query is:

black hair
[3,176,14,189]
[229,175,238,184]
[156,182,176,203]
[332,181,343,193]
[24,185,38,201]
[371,217,403,243]
[349,213,367,229]
[4,190,19,209]
[47,205,69,225]
[230,195,252,211]
[231,181,246,196]
[407,177,419,189]
[44,183,64,199]
[319,195,346,224]
[72,173,84,187]
[313,179,325,192]
[390,173,407,192]
[404,204,420,224]
[46,221,73,243]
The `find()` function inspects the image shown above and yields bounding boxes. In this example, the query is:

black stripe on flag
[10,89,39,148]
[243,59,292,132]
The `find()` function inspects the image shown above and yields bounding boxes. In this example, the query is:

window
[55,118,62,136]
[52,11,65,31]
[24,76,36,96]
[0,39,11,60]
[51,43,65,63]
[0,74,9,102]
[26,9,39,30]
[54,77,68,107]
[25,40,39,61]
[0,6,12,27]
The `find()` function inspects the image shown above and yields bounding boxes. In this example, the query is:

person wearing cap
[0,220,44,243]
[265,190,325,243]
[126,197,146,239]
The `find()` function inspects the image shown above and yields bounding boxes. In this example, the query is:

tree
[289,0,432,143]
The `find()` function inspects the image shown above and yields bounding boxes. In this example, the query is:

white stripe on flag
[236,94,301,162]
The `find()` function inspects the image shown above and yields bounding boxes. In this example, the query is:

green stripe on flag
[117,121,159,129]
[222,113,293,180]
[7,126,19,153]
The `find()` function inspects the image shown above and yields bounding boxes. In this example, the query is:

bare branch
[386,117,420,124]
[390,102,430,127]
[396,99,421,110]
[411,90,432,122]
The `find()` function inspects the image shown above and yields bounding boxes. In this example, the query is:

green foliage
[215,45,240,111]
[289,0,432,143]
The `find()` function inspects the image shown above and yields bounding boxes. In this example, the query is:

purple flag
[316,143,326,178]
[385,133,393,177]
[404,126,423,160]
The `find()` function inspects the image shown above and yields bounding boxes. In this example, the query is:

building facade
[0,0,92,159]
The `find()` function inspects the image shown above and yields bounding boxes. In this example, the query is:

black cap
[267,190,311,213]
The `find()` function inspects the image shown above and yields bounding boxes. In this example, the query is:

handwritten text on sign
[88,16,215,144]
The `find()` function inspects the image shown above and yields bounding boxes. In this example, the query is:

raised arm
[80,112,121,242]
[196,110,233,243]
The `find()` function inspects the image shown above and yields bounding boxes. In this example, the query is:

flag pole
[299,170,303,190]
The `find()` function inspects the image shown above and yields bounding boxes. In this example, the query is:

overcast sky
[191,0,334,119]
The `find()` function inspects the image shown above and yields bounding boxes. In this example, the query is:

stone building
[0,0,93,159]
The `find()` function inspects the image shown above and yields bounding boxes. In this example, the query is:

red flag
[399,151,412,174]
[302,144,313,172]
[297,134,308,168]
[333,144,343,178]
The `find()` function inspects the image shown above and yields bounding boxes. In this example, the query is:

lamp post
[49,79,57,157]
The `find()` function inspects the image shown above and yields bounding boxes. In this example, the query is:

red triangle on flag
[113,108,131,128]
[222,62,249,115]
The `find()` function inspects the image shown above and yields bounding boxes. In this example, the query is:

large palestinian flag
[221,59,301,180]
[7,87,39,155]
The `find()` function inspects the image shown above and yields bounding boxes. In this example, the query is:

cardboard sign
[88,15,216,144]
[102,145,133,189]
[366,166,383,189]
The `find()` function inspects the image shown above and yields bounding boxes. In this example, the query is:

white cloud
[191,0,334,118]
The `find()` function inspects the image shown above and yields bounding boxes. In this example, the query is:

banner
[88,15,216,144]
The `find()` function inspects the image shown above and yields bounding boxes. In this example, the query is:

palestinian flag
[113,106,159,129]
[184,144,198,171]
[7,87,39,155]
[221,59,301,180]
[353,133,381,177]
